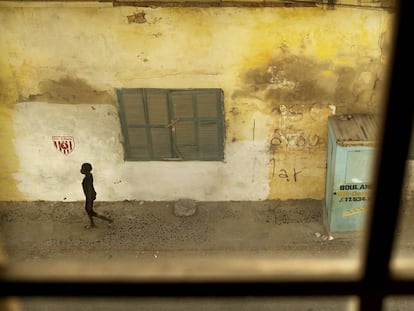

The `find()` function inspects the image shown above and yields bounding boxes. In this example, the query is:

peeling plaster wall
[12,102,270,201]
[0,4,400,201]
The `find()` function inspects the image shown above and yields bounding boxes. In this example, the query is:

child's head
[80,162,92,174]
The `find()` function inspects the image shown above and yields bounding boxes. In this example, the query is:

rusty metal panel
[329,114,379,147]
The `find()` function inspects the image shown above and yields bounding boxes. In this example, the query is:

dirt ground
[0,199,363,262]
[1,198,413,311]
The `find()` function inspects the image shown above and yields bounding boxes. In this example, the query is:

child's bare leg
[85,215,96,229]
[96,213,113,224]
[85,200,97,229]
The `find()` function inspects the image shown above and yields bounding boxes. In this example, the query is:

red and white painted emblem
[52,136,75,155]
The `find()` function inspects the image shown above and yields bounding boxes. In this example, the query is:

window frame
[116,88,225,161]
[0,2,412,310]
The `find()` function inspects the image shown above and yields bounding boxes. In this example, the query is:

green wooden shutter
[117,89,150,160]
[145,90,173,160]
[171,92,197,160]
[196,90,224,160]
[118,88,224,161]
[171,89,224,161]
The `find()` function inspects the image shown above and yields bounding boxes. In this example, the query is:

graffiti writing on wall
[52,136,75,155]
[270,129,324,150]
[278,168,302,182]
[279,104,305,122]
[269,159,302,182]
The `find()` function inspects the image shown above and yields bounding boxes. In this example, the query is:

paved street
[1,199,413,310]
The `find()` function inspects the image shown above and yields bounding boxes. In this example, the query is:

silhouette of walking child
[80,163,113,229]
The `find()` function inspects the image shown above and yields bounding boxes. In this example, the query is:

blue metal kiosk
[325,114,379,232]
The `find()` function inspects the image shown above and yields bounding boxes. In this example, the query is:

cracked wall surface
[0,4,399,201]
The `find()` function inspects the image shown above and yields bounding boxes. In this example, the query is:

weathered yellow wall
[0,3,396,201]
[0,29,20,200]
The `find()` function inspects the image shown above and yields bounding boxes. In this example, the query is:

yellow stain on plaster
[239,8,390,66]
[0,25,22,200]
[225,93,275,142]
[226,8,392,201]
[268,173,327,200]
[0,5,395,201]
[266,102,333,200]
[320,70,335,78]
[267,143,329,200]
[0,105,21,200]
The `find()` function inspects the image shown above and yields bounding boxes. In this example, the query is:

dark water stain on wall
[239,54,384,114]
[127,12,147,24]
[244,55,330,101]
[27,77,116,105]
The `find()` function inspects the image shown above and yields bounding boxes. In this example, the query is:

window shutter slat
[127,128,147,145]
[172,93,193,118]
[118,88,224,161]
[128,146,150,159]
[151,128,172,159]
[126,128,149,160]
[146,92,169,124]
[199,122,220,159]
[176,122,195,145]
[196,93,218,117]
[121,91,145,125]
[175,121,197,159]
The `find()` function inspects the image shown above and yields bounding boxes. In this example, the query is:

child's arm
[84,175,97,200]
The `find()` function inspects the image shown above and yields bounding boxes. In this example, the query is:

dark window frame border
[0,1,412,310]
[116,88,225,161]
